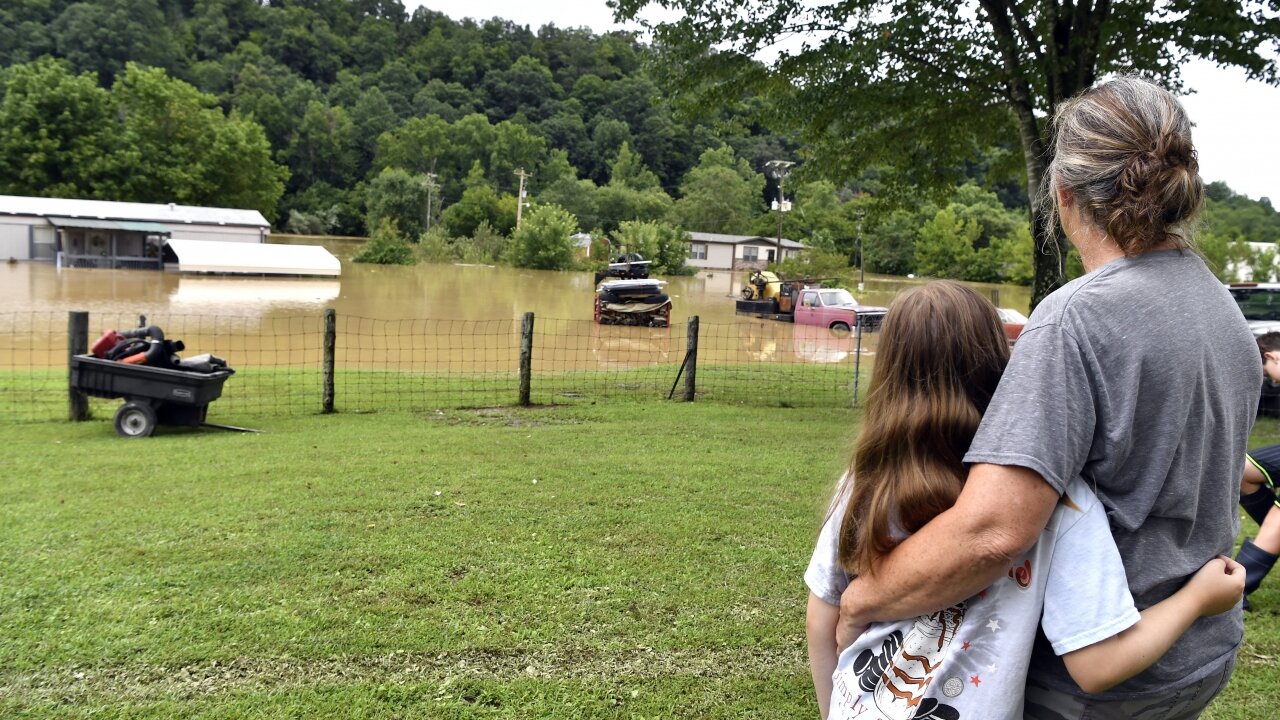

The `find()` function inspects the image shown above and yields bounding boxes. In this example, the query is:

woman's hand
[1184,556,1245,617]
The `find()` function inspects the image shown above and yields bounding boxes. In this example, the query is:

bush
[415,226,454,263]
[353,219,416,265]
[455,221,507,264]
[611,220,693,275]
[506,204,579,270]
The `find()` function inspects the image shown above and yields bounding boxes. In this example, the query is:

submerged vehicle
[736,269,887,331]
[595,279,672,327]
[593,253,672,327]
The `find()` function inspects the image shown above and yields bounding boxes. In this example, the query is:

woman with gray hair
[832,76,1259,718]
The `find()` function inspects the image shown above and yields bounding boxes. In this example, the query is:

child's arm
[1061,556,1244,694]
[806,593,840,720]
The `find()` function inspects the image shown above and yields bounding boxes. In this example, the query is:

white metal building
[0,195,270,268]
[685,231,807,271]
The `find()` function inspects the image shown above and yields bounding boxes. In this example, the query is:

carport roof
[47,216,172,234]
[1,195,270,228]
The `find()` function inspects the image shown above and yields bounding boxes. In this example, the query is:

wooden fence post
[322,308,336,413]
[519,312,534,406]
[684,316,699,402]
[68,310,89,421]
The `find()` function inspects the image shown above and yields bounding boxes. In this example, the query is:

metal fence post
[322,308,336,413]
[519,311,534,406]
[68,310,89,421]
[852,318,864,408]
[684,316,699,402]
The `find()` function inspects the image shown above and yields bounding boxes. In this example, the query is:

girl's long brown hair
[835,281,1010,576]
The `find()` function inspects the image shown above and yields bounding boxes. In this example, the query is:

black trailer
[70,355,235,438]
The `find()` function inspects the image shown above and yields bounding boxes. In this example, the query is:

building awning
[48,216,124,231]
[47,216,171,234]
[116,220,171,234]
[164,238,341,277]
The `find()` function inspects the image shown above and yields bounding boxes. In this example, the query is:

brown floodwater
[0,238,1031,370]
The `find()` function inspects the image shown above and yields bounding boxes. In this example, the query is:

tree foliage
[670,145,763,235]
[615,0,1280,305]
[507,204,579,270]
[365,167,432,240]
[612,220,691,275]
[3,0,1277,285]
[353,218,416,265]
[0,59,287,218]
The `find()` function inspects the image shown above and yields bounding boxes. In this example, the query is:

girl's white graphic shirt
[805,477,1139,720]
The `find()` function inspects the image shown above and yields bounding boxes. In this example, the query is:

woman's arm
[1061,556,1244,694]
[806,593,840,719]
[837,463,1059,648]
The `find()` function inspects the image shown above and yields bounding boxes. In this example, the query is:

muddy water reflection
[2,253,1031,370]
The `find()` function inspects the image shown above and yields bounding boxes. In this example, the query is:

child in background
[805,281,1243,720]
[1236,331,1280,609]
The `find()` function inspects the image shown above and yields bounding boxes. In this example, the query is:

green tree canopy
[670,145,763,234]
[616,0,1280,305]
[0,59,287,218]
[0,59,118,198]
[365,167,431,240]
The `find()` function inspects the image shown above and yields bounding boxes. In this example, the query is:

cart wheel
[114,402,156,438]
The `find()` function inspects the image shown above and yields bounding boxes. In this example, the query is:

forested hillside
[2,0,1278,283]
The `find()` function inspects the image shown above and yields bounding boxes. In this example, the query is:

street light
[763,160,795,268]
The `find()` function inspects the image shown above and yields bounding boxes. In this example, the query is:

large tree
[614,0,1280,305]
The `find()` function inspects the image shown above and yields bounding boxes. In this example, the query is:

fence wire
[531,318,686,404]
[0,311,879,426]
[336,317,519,412]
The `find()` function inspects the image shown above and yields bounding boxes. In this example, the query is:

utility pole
[424,172,438,233]
[856,212,866,293]
[514,168,530,230]
[763,160,794,267]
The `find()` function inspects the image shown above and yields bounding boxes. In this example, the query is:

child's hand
[1185,556,1245,617]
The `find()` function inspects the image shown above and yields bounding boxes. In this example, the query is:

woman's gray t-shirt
[964,249,1258,698]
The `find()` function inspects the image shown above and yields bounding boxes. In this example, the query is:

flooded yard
[0,239,1031,372]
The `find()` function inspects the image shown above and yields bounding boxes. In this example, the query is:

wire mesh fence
[335,317,520,412]
[0,310,880,426]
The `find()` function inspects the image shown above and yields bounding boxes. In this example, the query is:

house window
[742,246,759,261]
[690,242,707,260]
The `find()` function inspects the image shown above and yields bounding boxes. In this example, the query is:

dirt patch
[417,407,590,428]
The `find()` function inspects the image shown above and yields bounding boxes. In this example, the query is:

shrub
[415,226,454,263]
[506,204,579,270]
[353,219,416,265]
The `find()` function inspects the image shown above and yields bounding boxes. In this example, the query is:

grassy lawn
[0,362,867,425]
[1,405,1277,718]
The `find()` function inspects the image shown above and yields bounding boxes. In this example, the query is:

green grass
[1,362,868,425]
[2,406,1277,717]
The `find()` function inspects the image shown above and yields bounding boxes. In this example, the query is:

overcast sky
[411,0,1280,202]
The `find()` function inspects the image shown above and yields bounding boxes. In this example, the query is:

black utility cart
[70,355,235,438]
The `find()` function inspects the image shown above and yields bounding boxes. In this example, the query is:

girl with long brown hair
[804,281,1242,720]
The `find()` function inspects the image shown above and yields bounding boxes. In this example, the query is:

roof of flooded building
[0,195,270,228]
[686,231,806,249]
[164,238,340,276]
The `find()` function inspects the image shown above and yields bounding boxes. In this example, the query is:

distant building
[571,232,593,260]
[0,195,270,269]
[685,231,807,271]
